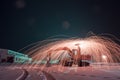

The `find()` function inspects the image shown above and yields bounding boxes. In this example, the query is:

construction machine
[47,44,91,67]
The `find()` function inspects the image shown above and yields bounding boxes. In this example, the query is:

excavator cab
[61,49,91,67]
[72,49,90,67]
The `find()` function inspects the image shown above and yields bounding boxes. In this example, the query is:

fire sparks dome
[20,33,120,66]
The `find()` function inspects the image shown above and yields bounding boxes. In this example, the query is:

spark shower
[20,33,120,65]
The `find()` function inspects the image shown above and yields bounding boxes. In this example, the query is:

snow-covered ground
[42,65,120,80]
[0,64,120,80]
[0,66,22,80]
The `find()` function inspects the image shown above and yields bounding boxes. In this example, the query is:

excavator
[46,43,91,67]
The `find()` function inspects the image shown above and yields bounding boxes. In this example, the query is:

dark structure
[0,49,32,63]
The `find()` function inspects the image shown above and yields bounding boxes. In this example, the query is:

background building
[0,49,32,63]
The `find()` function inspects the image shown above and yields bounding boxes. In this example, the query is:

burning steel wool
[20,34,120,67]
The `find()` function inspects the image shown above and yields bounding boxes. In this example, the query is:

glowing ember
[102,55,107,59]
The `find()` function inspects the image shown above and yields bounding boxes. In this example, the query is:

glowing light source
[102,55,107,60]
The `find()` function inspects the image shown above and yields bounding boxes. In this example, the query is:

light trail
[20,33,120,67]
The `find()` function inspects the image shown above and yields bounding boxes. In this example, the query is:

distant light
[102,55,107,59]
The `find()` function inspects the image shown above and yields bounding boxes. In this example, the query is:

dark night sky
[1,0,120,51]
